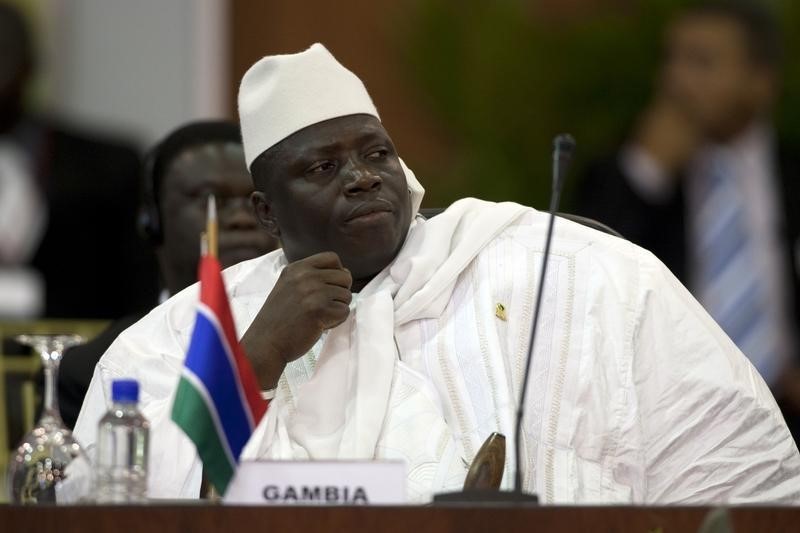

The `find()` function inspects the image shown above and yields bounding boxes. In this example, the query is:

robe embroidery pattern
[254,222,592,502]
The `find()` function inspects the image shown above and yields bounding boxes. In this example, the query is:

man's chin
[340,240,406,281]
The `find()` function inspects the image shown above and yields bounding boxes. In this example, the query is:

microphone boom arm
[513,134,575,494]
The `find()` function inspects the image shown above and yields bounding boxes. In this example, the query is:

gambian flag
[171,254,268,494]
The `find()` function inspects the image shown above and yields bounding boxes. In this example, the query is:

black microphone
[433,135,576,505]
[513,134,575,494]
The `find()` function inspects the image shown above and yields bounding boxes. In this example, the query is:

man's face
[159,142,278,288]
[660,14,775,140]
[252,114,412,284]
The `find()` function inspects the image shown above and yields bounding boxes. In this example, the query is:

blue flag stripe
[197,303,256,429]
[179,368,237,470]
[184,311,252,458]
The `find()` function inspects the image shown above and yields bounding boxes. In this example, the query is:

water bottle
[94,379,149,503]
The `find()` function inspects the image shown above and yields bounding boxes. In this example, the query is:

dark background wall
[229,0,800,211]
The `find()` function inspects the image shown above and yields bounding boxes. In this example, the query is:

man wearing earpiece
[58,121,278,429]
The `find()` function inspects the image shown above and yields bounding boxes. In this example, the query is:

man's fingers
[312,287,351,329]
[284,253,351,288]
[327,286,352,306]
[303,251,343,269]
[318,268,353,289]
[320,301,351,330]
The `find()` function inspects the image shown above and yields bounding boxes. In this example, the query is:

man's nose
[342,161,382,196]
[219,196,258,229]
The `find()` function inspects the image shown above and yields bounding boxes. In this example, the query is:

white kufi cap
[238,43,379,167]
[237,43,424,217]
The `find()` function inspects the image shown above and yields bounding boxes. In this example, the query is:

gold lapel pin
[495,303,507,321]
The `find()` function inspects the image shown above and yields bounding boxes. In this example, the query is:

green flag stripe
[176,368,238,467]
[172,376,236,494]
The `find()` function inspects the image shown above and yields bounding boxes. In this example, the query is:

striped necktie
[694,152,780,385]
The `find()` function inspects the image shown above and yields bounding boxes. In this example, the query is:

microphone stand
[434,134,576,505]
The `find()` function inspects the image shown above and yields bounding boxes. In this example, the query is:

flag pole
[206,194,218,258]
[200,232,209,257]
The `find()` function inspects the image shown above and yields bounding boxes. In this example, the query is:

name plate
[224,460,406,505]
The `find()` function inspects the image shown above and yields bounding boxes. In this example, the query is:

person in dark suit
[57,121,280,429]
[0,4,158,319]
[577,1,800,437]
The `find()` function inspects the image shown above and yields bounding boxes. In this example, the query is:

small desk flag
[171,196,268,494]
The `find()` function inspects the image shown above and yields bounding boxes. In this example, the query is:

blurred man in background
[58,121,279,428]
[0,3,158,319]
[578,0,800,438]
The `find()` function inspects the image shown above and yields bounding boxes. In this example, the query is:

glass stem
[42,354,60,419]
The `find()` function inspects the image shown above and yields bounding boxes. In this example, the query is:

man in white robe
[74,43,800,503]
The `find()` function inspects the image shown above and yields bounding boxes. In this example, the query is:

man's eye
[366,149,388,160]
[308,161,335,174]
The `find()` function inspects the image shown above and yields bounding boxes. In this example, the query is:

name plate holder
[224,460,406,505]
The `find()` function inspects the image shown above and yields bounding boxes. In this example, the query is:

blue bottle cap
[112,379,139,403]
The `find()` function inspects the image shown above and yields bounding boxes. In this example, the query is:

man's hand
[241,251,353,389]
[632,96,702,177]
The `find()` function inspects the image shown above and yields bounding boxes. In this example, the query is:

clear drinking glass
[6,334,91,504]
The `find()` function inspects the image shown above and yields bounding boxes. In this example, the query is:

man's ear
[251,191,280,238]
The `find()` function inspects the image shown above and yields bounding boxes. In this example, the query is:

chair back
[418,207,624,239]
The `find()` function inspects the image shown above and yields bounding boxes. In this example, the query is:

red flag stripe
[199,256,267,421]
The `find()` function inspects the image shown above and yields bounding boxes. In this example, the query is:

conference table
[2,504,799,532]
